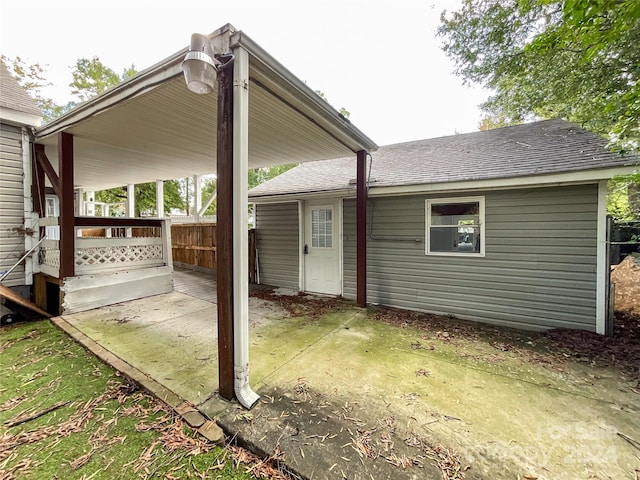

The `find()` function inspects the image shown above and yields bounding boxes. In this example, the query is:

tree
[248,164,297,190]
[95,180,184,217]
[69,57,135,102]
[438,0,640,150]
[199,177,217,216]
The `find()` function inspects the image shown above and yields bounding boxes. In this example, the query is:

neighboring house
[249,119,638,333]
[0,63,42,297]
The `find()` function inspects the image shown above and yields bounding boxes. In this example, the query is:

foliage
[69,57,135,102]
[438,0,640,150]
[248,164,297,190]
[201,177,217,216]
[608,173,640,222]
[94,180,184,217]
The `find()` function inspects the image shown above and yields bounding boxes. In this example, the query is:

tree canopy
[438,0,640,151]
[69,57,136,102]
[95,181,184,217]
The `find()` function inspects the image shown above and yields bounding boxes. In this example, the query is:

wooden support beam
[33,144,60,197]
[58,132,75,279]
[216,63,235,401]
[75,217,163,228]
[31,143,46,218]
[356,150,367,307]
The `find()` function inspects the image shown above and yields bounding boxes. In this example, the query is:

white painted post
[22,128,34,285]
[194,175,202,223]
[126,184,135,217]
[74,189,82,216]
[595,180,607,335]
[85,191,95,216]
[156,180,165,218]
[126,183,134,238]
[161,218,173,268]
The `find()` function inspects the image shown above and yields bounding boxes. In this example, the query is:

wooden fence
[171,223,217,271]
[170,223,257,281]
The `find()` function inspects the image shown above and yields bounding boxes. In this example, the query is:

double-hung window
[426,196,485,256]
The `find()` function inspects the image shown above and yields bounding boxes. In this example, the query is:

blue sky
[0,0,488,146]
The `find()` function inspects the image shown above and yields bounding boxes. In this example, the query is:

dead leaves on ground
[372,304,640,382]
[250,288,350,319]
[1,375,295,480]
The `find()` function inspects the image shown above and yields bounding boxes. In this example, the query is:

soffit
[34,25,376,191]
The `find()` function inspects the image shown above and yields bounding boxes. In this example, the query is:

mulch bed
[250,288,351,319]
[544,312,640,381]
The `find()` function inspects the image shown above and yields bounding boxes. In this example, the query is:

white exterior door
[304,202,340,295]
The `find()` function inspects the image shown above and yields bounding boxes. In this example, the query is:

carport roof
[34,23,377,192]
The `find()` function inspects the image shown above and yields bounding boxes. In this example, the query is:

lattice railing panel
[76,244,164,272]
[40,248,60,269]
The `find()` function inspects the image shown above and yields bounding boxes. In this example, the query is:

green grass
[0,320,257,480]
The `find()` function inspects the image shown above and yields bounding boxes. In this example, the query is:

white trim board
[595,180,608,335]
[250,166,638,204]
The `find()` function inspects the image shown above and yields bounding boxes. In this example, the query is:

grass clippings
[0,320,279,480]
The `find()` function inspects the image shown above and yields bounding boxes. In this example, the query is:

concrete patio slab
[57,274,640,480]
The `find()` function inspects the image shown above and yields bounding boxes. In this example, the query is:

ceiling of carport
[34,26,377,192]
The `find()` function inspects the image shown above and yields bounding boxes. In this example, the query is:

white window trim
[425,196,485,257]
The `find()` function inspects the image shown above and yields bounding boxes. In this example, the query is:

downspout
[232,44,259,408]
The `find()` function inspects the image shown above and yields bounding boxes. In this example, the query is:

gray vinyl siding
[344,184,599,331]
[255,202,299,290]
[0,123,26,286]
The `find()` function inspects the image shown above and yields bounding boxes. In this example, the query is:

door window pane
[311,208,333,248]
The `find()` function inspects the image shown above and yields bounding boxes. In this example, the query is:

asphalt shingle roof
[249,119,637,198]
[0,62,41,117]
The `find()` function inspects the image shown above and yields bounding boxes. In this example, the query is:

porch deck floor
[172,267,217,304]
[54,269,640,480]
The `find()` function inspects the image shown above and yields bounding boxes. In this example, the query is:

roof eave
[370,166,639,196]
[251,165,639,200]
[34,23,378,155]
[250,187,355,203]
[0,107,42,128]
[34,52,185,141]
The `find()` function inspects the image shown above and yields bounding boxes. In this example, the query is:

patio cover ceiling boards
[34,25,377,192]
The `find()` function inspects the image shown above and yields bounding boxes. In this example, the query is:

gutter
[250,188,355,203]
